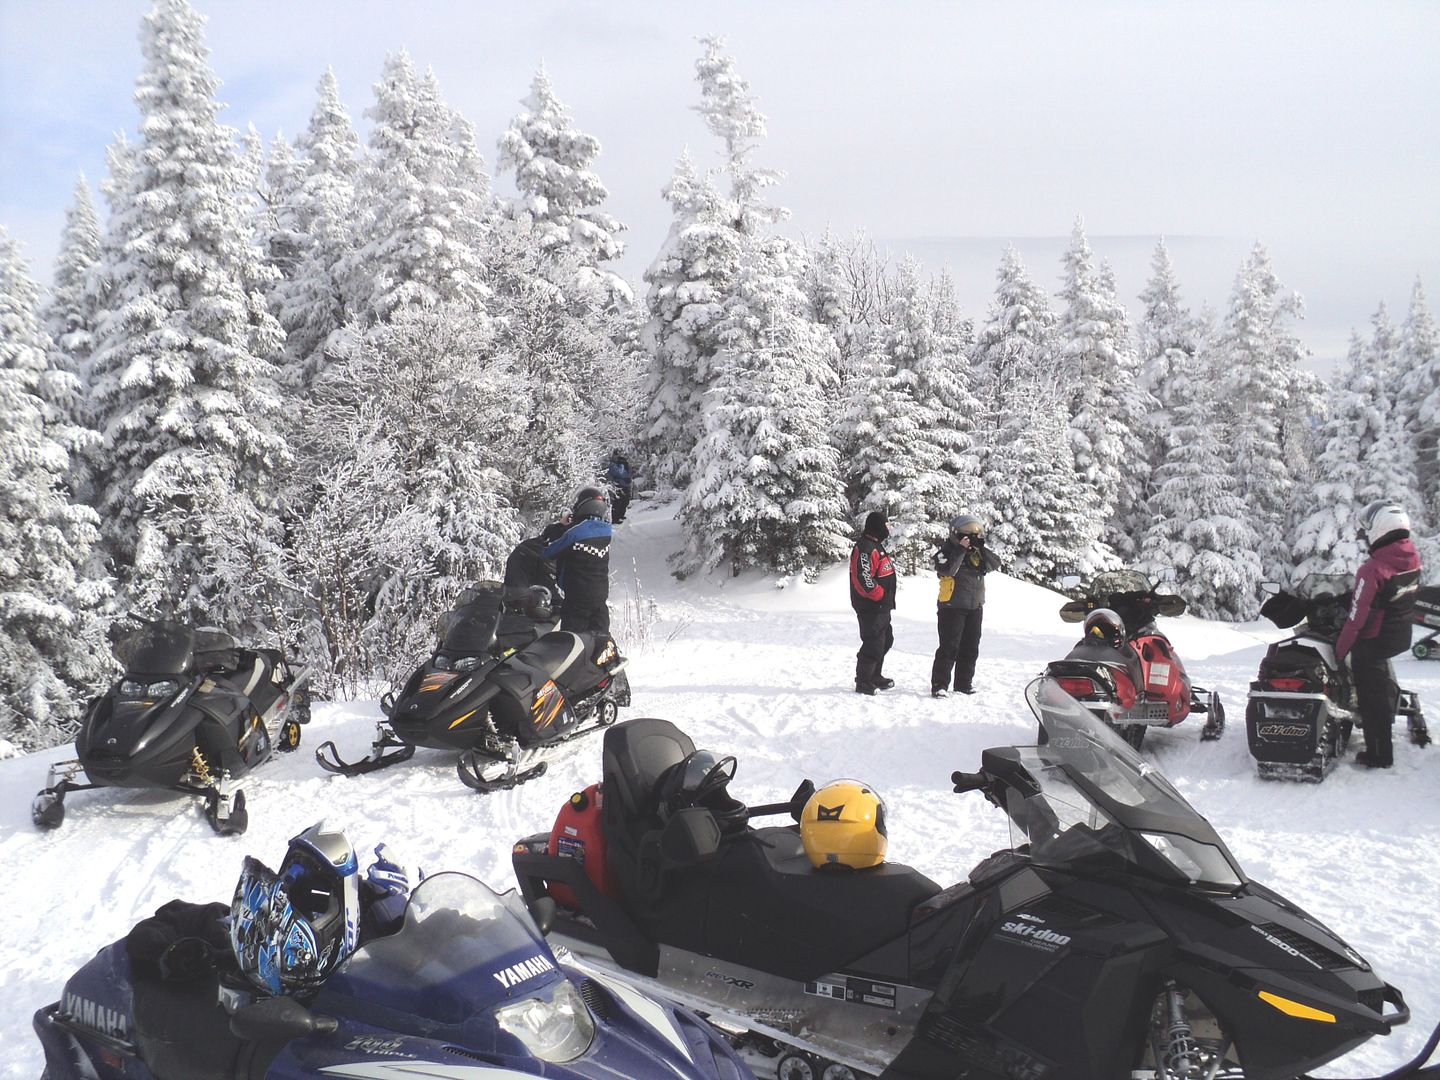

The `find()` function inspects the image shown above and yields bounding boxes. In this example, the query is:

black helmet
[573,485,610,522]
[655,749,748,834]
[1083,608,1126,648]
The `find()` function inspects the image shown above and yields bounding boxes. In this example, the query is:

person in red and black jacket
[1335,499,1422,769]
[850,511,897,695]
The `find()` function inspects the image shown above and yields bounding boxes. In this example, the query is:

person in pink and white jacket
[1334,499,1422,769]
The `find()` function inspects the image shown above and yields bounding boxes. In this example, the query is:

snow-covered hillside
[3,500,1438,1078]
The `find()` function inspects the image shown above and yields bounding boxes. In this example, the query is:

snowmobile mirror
[1156,595,1186,618]
[660,806,722,866]
[1059,575,1082,592]
[789,779,816,822]
[1261,581,1282,595]
[527,896,557,936]
[229,995,338,1041]
[1059,601,1088,624]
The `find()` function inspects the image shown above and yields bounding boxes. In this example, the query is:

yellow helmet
[800,780,887,870]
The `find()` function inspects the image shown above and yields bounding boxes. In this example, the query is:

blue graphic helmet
[230,822,361,995]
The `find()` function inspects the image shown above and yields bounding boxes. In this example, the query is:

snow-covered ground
[3,499,1438,1078]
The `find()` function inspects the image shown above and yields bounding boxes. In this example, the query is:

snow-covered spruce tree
[497,65,629,305]
[676,244,848,580]
[1357,303,1422,517]
[640,152,738,489]
[297,305,524,689]
[1139,327,1262,619]
[1215,243,1307,585]
[799,227,854,395]
[1288,332,1379,579]
[1057,221,1150,563]
[0,228,111,751]
[266,70,360,392]
[692,35,784,238]
[1397,279,1440,518]
[44,177,103,383]
[971,246,1094,581]
[340,54,493,331]
[85,0,288,633]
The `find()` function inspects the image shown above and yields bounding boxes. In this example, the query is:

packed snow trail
[3,498,1438,1078]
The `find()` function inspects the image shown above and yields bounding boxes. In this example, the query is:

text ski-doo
[34,870,754,1080]
[31,617,311,836]
[514,679,1412,1080]
[1044,569,1223,750]
[316,579,630,792]
[1247,575,1429,781]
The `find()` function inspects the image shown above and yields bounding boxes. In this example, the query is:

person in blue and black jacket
[544,486,613,635]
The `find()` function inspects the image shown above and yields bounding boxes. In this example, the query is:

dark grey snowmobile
[31,617,311,835]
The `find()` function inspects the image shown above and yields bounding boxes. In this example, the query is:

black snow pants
[562,601,611,636]
[855,607,894,689]
[1351,639,1398,766]
[932,606,983,693]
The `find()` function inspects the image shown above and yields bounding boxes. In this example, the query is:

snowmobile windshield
[114,620,196,674]
[318,872,569,1040]
[1019,679,1245,891]
[440,583,504,655]
[1088,570,1153,599]
[1298,574,1352,600]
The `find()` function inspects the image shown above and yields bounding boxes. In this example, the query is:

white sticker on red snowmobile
[1148,662,1171,687]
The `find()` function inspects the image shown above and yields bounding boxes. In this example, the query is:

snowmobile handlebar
[951,770,988,794]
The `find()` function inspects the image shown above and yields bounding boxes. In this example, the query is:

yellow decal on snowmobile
[1258,991,1336,1023]
[421,673,457,693]
[533,682,564,730]
[448,708,479,731]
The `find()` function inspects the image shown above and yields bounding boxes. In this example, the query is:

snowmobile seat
[1065,637,1145,694]
[659,824,941,982]
[515,631,586,678]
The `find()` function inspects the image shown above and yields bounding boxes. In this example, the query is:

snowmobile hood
[77,682,199,783]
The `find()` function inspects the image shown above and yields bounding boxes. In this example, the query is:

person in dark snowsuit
[849,511,897,695]
[930,514,1001,697]
[543,486,613,635]
[1334,499,1422,769]
[605,450,634,525]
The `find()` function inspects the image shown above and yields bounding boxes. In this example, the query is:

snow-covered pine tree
[640,152,738,489]
[341,54,493,330]
[692,35,784,237]
[44,177,103,383]
[268,70,361,391]
[496,65,629,306]
[0,228,111,751]
[1215,243,1307,585]
[1289,332,1380,578]
[971,246,1093,581]
[296,304,525,689]
[676,243,848,580]
[1139,322,1262,618]
[1399,279,1440,517]
[1357,303,1422,515]
[85,0,288,634]
[1057,221,1150,563]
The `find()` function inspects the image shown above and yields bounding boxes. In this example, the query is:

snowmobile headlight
[453,656,483,672]
[146,680,180,699]
[495,979,594,1063]
[1140,832,1242,891]
[432,655,452,671]
[119,679,147,697]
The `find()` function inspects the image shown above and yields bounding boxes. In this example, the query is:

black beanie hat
[863,511,889,539]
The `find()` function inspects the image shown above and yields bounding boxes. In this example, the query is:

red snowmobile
[1044,570,1223,750]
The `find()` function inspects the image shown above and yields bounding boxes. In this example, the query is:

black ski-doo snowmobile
[31,617,311,836]
[315,579,630,792]
[514,678,1414,1080]
[34,871,755,1080]
[1045,570,1223,750]
[1407,585,1440,659]
[1247,575,1429,781]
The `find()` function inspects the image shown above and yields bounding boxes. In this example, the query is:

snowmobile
[512,678,1414,1080]
[1246,575,1429,781]
[1043,569,1223,750]
[1407,585,1440,659]
[31,617,311,836]
[33,870,754,1080]
[315,579,630,793]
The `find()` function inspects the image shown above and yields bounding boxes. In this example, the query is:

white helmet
[1357,499,1411,547]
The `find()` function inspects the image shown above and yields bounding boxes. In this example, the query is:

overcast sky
[2,0,1437,367]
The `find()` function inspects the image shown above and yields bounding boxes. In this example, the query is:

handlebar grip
[951,770,986,794]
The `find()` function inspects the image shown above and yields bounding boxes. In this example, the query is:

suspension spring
[1162,983,1198,1078]
[190,747,212,785]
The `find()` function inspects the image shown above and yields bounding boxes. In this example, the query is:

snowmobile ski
[314,720,418,776]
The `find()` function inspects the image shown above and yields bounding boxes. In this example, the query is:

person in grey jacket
[930,514,1000,697]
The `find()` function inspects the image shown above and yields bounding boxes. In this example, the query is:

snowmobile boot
[874,676,896,690]
[854,682,876,696]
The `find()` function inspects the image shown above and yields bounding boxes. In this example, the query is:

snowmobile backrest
[602,718,697,821]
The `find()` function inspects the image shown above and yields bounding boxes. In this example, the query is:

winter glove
[366,843,413,898]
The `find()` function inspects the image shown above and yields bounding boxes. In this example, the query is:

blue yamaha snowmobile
[34,870,752,1079]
